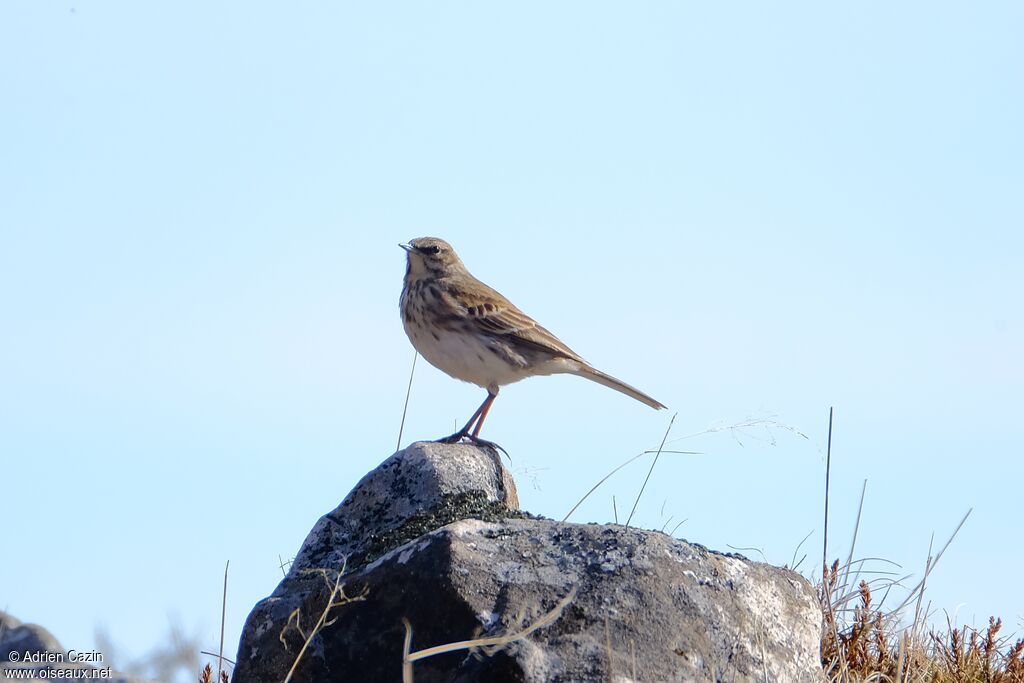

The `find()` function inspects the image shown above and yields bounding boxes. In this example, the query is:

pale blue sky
[2,2,1021,678]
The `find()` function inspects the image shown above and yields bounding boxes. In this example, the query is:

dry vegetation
[818,559,1023,682]
[198,663,229,683]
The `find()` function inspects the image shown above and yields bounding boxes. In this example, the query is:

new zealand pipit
[400,237,665,447]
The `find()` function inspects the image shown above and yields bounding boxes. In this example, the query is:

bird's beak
[399,243,414,253]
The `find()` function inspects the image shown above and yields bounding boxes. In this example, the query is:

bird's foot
[435,430,466,444]
[435,432,510,459]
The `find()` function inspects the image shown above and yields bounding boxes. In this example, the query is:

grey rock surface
[0,612,62,655]
[0,611,154,683]
[290,440,519,577]
[234,441,823,682]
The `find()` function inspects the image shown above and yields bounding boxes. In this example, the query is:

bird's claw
[435,432,510,460]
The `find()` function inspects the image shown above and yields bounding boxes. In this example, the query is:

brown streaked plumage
[400,237,665,446]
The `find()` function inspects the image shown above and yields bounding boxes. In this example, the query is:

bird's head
[400,237,464,277]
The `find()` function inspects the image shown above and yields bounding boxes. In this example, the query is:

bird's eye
[423,245,441,255]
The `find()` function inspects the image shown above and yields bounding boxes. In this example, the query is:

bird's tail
[569,364,666,410]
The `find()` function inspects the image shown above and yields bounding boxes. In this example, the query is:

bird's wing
[443,278,585,363]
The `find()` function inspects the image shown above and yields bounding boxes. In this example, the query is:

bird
[399,237,665,448]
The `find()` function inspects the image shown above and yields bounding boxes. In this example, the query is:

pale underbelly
[405,323,568,389]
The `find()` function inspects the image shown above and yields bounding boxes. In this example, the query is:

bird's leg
[471,391,497,438]
[436,389,507,457]
[463,389,509,457]
[438,392,495,442]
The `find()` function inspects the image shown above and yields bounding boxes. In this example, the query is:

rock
[0,611,153,683]
[234,442,823,682]
[289,440,519,576]
[0,612,62,656]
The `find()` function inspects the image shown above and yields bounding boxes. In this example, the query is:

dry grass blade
[199,651,236,667]
[564,415,804,524]
[625,413,676,527]
[839,479,868,601]
[402,615,414,683]
[894,509,973,617]
[282,563,368,683]
[562,446,697,523]
[605,611,614,676]
[401,586,578,683]
[218,560,228,683]
[822,407,834,572]
[397,350,418,451]
[665,416,809,447]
